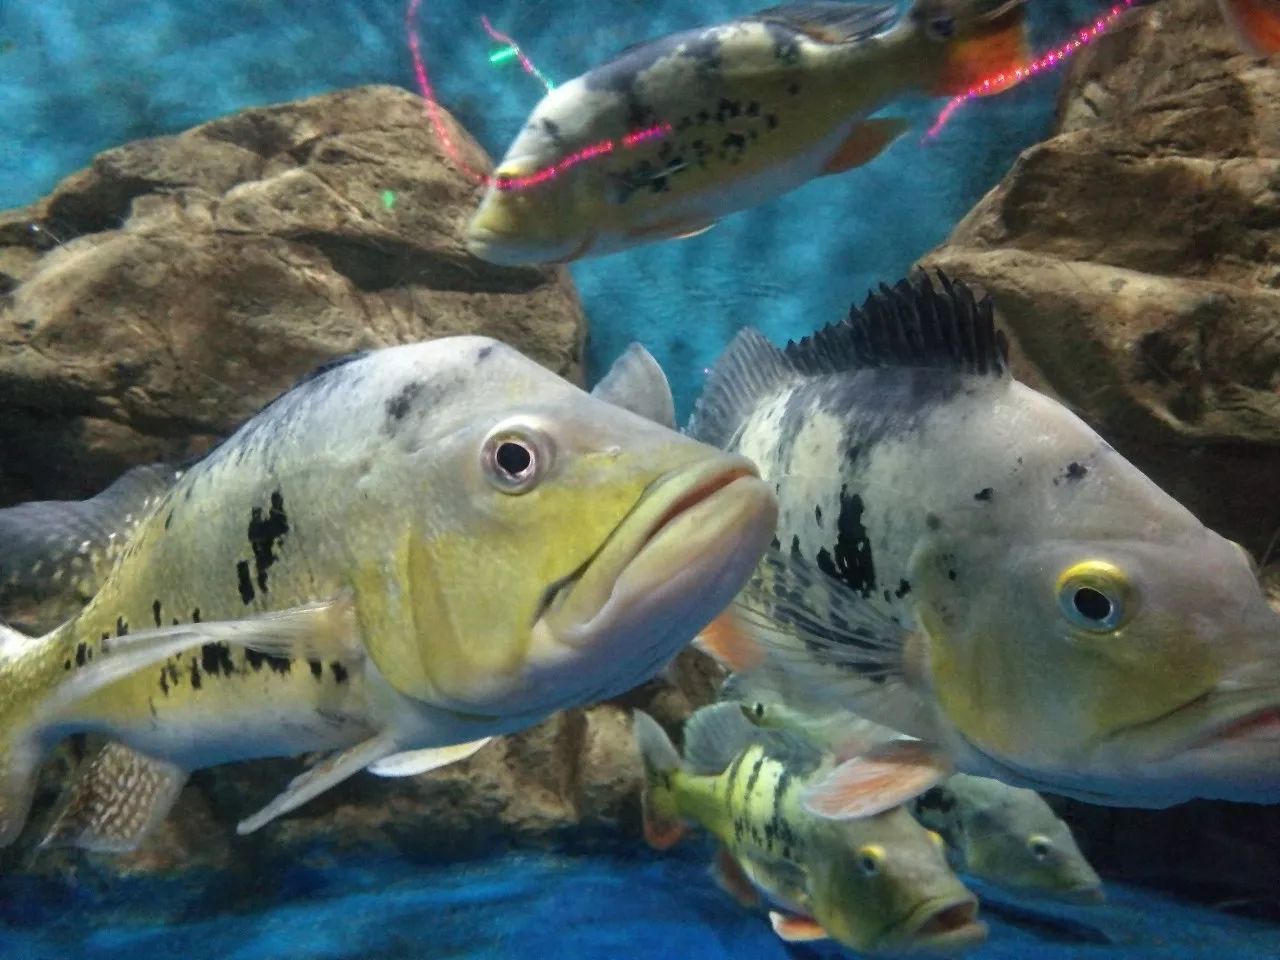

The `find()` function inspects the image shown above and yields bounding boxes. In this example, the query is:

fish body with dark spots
[689,270,1280,810]
[0,337,779,852]
[465,0,1031,265]
[632,705,987,954]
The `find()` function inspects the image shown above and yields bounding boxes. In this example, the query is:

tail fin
[0,463,181,630]
[632,711,687,850]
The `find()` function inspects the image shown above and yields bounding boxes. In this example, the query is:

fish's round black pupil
[1073,587,1112,622]
[496,441,532,477]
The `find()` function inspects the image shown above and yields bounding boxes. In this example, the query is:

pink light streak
[481,15,556,92]
[925,1,1139,140]
[405,0,674,193]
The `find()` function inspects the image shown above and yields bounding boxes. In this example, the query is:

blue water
[1,0,1109,415]
[3,844,1278,960]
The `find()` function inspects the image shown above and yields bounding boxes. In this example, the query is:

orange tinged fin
[933,19,1032,97]
[1219,0,1280,56]
[694,611,766,672]
[821,117,910,176]
[712,846,762,908]
[769,911,830,942]
[800,740,951,820]
[642,789,687,850]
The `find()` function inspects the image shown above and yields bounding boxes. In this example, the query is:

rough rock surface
[921,0,1280,556]
[919,0,1280,903]
[0,84,584,507]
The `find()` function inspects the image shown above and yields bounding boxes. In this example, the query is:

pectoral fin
[694,610,766,672]
[821,117,910,176]
[41,742,187,853]
[626,215,719,242]
[769,911,830,942]
[801,740,951,820]
[236,732,400,835]
[39,596,362,726]
[366,737,492,777]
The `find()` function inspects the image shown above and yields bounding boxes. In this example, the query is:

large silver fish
[688,271,1280,812]
[0,338,778,850]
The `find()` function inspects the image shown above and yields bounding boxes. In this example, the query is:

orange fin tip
[694,611,766,672]
[769,911,830,942]
[821,117,910,176]
[800,741,951,820]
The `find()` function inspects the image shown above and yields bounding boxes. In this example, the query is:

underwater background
[2,0,1280,958]
[2,0,1101,414]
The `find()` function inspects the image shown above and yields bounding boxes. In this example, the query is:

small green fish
[0,339,778,850]
[632,704,988,954]
[726,679,1103,904]
[466,0,1030,264]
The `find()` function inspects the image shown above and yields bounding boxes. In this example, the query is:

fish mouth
[889,896,988,953]
[529,456,777,686]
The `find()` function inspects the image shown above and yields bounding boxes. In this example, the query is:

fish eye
[857,845,884,877]
[1056,561,1130,632]
[753,702,766,719]
[1028,835,1053,861]
[481,422,553,494]
[928,15,956,39]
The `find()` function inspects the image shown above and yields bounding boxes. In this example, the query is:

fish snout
[904,896,988,954]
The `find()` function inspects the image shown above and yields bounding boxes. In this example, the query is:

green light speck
[381,190,396,211]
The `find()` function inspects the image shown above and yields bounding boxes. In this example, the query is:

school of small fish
[1,0,1277,953]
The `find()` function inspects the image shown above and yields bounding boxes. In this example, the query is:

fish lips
[882,894,988,954]
[526,457,777,697]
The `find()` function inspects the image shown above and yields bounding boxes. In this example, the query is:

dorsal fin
[747,2,898,44]
[686,328,797,448]
[785,271,1010,379]
[683,703,758,775]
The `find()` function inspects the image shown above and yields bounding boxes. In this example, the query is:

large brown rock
[920,0,1280,556]
[0,84,585,507]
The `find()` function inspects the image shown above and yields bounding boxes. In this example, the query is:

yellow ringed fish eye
[1055,560,1132,632]
[856,844,886,877]
[1027,834,1053,861]
[481,419,555,493]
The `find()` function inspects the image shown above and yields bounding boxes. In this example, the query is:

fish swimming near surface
[632,704,988,954]
[686,270,1280,814]
[723,677,1103,904]
[0,339,778,851]
[465,0,1030,265]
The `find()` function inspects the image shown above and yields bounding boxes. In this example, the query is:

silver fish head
[946,776,1103,904]
[916,512,1280,806]
[364,342,777,721]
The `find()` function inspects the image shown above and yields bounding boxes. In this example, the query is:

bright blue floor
[3,846,1278,960]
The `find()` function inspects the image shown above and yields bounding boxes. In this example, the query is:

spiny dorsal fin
[748,2,898,44]
[683,702,758,775]
[784,271,1010,380]
[686,328,797,449]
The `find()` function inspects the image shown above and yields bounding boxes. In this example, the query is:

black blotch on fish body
[331,662,349,684]
[115,617,128,637]
[74,643,88,667]
[248,491,289,592]
[816,486,876,599]
[914,785,957,815]
[236,561,255,604]
[1062,461,1088,483]
[190,660,203,690]
[894,578,912,599]
[974,487,993,502]
[159,670,169,696]
[309,659,324,679]
[201,643,237,677]
[192,608,201,623]
[385,380,424,428]
[245,648,292,675]
[152,600,162,628]
[164,510,173,530]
